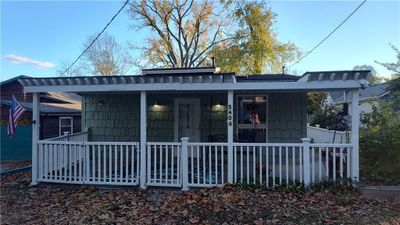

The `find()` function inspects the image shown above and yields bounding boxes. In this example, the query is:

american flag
[7,95,26,137]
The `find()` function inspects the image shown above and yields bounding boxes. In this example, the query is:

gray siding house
[82,91,307,143]
[19,67,369,190]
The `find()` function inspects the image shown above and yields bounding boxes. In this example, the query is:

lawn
[1,170,399,225]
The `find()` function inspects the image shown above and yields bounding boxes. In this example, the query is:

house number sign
[227,104,233,126]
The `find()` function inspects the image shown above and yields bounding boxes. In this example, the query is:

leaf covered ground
[1,170,399,225]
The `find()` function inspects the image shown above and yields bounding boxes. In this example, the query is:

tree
[310,103,348,131]
[58,33,135,76]
[375,43,400,112]
[128,0,298,72]
[353,65,381,84]
[375,43,400,77]
[129,0,232,68]
[213,1,299,75]
[307,92,328,115]
[360,98,400,184]
[81,33,135,76]
[57,59,83,77]
[359,43,400,184]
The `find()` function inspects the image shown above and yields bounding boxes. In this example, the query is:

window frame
[59,116,73,136]
[236,94,269,142]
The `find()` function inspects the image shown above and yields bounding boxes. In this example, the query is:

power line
[288,0,367,69]
[61,0,129,76]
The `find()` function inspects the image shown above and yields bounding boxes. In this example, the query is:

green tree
[307,92,328,115]
[375,43,400,77]
[360,103,400,184]
[375,43,400,112]
[213,1,299,75]
[359,43,400,184]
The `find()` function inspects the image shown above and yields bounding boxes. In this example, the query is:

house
[0,75,82,160]
[329,82,390,114]
[18,68,370,190]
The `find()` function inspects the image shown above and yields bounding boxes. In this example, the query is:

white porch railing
[37,141,139,185]
[45,130,88,142]
[308,143,352,182]
[85,142,139,185]
[146,142,182,187]
[34,138,354,189]
[233,143,304,187]
[37,141,85,184]
[187,142,227,187]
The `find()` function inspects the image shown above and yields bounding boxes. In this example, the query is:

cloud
[4,54,56,69]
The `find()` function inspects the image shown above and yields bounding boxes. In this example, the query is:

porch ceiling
[18,70,370,93]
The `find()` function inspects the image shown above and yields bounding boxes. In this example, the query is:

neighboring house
[1,75,81,160]
[329,82,390,114]
[18,68,369,190]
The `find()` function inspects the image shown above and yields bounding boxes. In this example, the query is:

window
[237,95,268,142]
[59,117,73,136]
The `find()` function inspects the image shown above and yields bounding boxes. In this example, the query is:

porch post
[227,90,234,183]
[31,92,40,186]
[181,137,189,191]
[140,91,147,189]
[301,138,311,188]
[351,89,360,182]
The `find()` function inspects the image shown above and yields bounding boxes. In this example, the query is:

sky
[1,0,399,82]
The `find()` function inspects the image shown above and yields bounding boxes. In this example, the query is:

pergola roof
[18,70,370,93]
[298,70,370,82]
[19,73,236,86]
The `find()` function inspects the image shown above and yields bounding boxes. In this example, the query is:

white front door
[174,99,201,142]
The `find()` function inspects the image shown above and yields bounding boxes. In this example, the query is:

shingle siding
[146,93,227,142]
[268,93,307,143]
[83,94,140,142]
[82,92,306,143]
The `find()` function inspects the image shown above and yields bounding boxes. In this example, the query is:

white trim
[22,80,362,93]
[174,98,201,142]
[31,93,39,186]
[236,94,269,142]
[59,116,73,136]
[181,137,190,191]
[227,90,234,183]
[140,91,147,189]
[142,68,217,75]
[351,90,360,182]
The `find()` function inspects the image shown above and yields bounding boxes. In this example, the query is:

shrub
[310,103,348,131]
[360,101,400,184]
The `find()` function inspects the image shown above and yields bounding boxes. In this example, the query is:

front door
[174,99,201,142]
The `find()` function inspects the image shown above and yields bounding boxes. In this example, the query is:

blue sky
[1,0,399,81]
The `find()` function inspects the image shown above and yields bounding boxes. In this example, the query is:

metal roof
[359,83,390,99]
[1,100,81,114]
[330,82,390,103]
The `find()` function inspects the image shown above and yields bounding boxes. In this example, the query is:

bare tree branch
[129,0,231,68]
